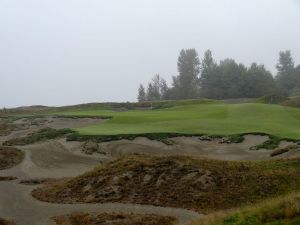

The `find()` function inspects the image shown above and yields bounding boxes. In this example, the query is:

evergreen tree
[276,50,296,91]
[145,74,169,101]
[146,83,155,101]
[137,84,146,102]
[172,49,200,99]
[276,50,294,75]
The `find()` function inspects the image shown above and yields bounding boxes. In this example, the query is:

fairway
[59,103,300,139]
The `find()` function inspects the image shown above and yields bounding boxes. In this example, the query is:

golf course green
[61,102,300,139]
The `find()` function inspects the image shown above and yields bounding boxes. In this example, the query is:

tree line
[138,49,300,101]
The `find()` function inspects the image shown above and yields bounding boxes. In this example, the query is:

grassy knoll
[190,192,300,225]
[32,155,300,213]
[60,103,300,140]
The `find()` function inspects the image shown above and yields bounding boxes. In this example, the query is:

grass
[53,212,177,225]
[0,147,24,170]
[32,155,300,213]
[189,192,300,225]
[58,103,300,140]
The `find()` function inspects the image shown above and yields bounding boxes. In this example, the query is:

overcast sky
[1,0,300,108]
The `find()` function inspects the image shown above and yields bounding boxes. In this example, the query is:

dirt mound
[53,212,176,225]
[0,147,24,170]
[32,155,299,213]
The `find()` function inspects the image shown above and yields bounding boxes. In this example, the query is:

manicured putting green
[61,103,300,139]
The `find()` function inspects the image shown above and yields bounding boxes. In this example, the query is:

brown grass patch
[0,146,24,170]
[189,192,300,225]
[53,212,177,225]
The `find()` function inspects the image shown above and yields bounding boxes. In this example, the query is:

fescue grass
[58,103,300,140]
[53,212,177,225]
[0,147,24,170]
[189,192,300,225]
[32,155,300,213]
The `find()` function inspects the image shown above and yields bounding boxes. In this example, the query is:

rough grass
[282,96,300,108]
[189,192,300,225]
[32,155,300,213]
[3,128,74,146]
[0,99,214,116]
[59,103,300,140]
[53,212,177,225]
[0,119,15,136]
[0,147,24,170]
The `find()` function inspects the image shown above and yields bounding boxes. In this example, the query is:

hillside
[32,155,300,213]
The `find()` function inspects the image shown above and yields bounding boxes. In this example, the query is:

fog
[1,0,300,108]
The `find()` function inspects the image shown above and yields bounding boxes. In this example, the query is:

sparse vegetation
[0,119,15,136]
[32,155,300,213]
[53,212,177,225]
[189,192,300,225]
[0,147,24,170]
[3,128,74,146]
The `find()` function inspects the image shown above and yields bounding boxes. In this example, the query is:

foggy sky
[1,0,300,108]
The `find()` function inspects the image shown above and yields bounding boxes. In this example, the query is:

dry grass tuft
[0,146,24,170]
[52,212,177,225]
[189,192,300,225]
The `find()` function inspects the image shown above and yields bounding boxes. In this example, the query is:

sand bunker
[2,139,102,179]
[95,135,300,161]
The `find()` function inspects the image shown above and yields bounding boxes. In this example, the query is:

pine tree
[137,84,146,102]
[276,50,296,91]
[173,49,200,99]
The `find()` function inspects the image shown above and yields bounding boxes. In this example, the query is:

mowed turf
[60,103,300,139]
